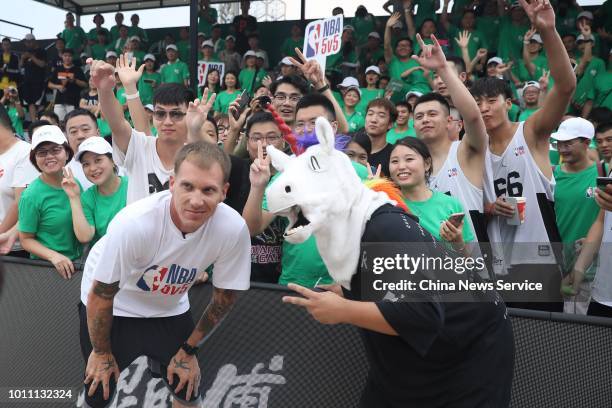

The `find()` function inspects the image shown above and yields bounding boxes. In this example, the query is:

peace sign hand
[366,162,382,180]
[249,140,271,188]
[289,48,325,88]
[186,89,217,137]
[518,0,556,32]
[282,283,349,325]
[412,34,447,71]
[61,167,81,199]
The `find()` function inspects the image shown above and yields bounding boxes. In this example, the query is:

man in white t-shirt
[89,56,212,204]
[0,105,39,254]
[79,141,251,407]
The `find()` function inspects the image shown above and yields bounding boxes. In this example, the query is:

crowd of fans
[1,0,612,318]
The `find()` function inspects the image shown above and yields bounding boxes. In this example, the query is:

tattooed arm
[84,280,121,401]
[166,287,238,401]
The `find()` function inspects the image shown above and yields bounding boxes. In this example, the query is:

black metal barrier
[1,257,611,407]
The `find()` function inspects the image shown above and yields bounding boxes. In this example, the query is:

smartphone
[448,212,465,228]
[596,177,612,189]
[232,89,251,120]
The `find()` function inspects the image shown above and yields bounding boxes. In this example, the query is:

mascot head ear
[315,116,335,156]
[266,145,291,172]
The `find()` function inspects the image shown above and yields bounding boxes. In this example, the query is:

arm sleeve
[211,223,252,290]
[17,189,39,233]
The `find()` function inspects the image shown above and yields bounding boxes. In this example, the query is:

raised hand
[518,0,556,32]
[282,283,349,325]
[386,12,403,29]
[412,34,447,71]
[455,30,471,49]
[538,69,550,90]
[87,58,116,91]
[261,74,272,88]
[524,26,537,42]
[289,48,325,88]
[61,167,81,199]
[249,141,271,188]
[185,89,217,136]
[496,61,514,75]
[578,20,591,38]
[366,162,382,180]
[228,96,251,131]
[115,53,144,88]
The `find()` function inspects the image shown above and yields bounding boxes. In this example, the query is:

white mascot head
[265,117,396,288]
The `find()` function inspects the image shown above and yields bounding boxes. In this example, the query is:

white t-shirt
[67,159,93,190]
[80,191,251,317]
[0,140,39,250]
[113,128,173,204]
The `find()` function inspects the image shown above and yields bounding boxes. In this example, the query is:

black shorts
[18,81,46,106]
[78,302,199,407]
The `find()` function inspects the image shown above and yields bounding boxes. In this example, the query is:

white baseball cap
[337,76,359,89]
[225,34,236,41]
[280,57,293,66]
[576,34,594,42]
[344,85,362,97]
[166,44,178,51]
[551,117,595,141]
[405,90,423,99]
[365,65,381,75]
[75,137,114,162]
[198,32,206,37]
[129,35,140,42]
[144,104,154,111]
[343,25,355,32]
[201,40,214,48]
[529,34,543,44]
[577,11,593,20]
[487,56,503,65]
[31,125,67,150]
[144,53,155,61]
[255,51,265,59]
[105,50,118,58]
[24,33,36,41]
[244,50,257,58]
[522,81,540,92]
[368,32,381,40]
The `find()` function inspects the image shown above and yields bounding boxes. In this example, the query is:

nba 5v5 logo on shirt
[136,263,198,295]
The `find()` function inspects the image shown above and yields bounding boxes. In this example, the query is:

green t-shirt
[497,17,529,62]
[197,7,218,37]
[7,106,23,138]
[177,40,191,64]
[356,88,384,115]
[113,38,128,54]
[138,71,162,106]
[160,60,190,85]
[352,14,377,45]
[326,48,358,72]
[239,68,266,95]
[88,27,111,43]
[386,123,416,144]
[18,177,83,260]
[97,119,112,138]
[588,70,612,110]
[128,26,148,44]
[110,25,121,42]
[518,107,539,122]
[555,6,580,36]
[281,37,303,58]
[61,27,87,51]
[476,16,501,52]
[332,90,344,108]
[82,176,128,244]
[403,190,475,242]
[514,54,549,82]
[115,87,130,120]
[91,43,109,61]
[344,110,365,133]
[359,47,385,70]
[508,103,521,121]
[262,162,368,287]
[573,57,606,107]
[448,27,488,61]
[213,89,241,114]
[388,56,431,96]
[553,164,601,279]
[413,0,438,28]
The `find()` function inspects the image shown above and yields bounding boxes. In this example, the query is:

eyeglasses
[553,139,582,150]
[35,145,65,158]
[153,110,186,121]
[248,135,282,143]
[217,126,228,133]
[273,93,302,103]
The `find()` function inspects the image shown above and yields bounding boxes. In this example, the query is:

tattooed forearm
[92,281,120,300]
[87,281,119,354]
[195,288,237,342]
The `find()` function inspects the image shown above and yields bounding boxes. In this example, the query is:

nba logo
[306,23,321,59]
[586,187,594,198]
[447,168,458,177]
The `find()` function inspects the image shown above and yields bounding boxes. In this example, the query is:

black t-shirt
[345,204,514,408]
[368,143,394,178]
[23,47,47,81]
[51,65,86,106]
[225,155,250,214]
[231,15,258,54]
[80,90,99,106]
